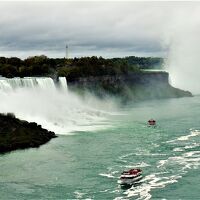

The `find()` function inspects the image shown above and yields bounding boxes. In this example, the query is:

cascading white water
[0,76,67,91]
[0,76,111,134]
[57,77,68,90]
[0,77,48,91]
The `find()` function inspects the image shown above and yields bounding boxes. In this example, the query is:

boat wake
[123,130,200,199]
[167,129,200,143]
[100,129,200,200]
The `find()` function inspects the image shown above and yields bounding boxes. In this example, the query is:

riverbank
[0,113,57,153]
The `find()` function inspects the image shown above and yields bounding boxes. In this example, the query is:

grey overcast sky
[0,1,199,58]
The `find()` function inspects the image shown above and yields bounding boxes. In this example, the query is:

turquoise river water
[1,95,200,199]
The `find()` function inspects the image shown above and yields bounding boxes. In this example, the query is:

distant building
[66,45,69,59]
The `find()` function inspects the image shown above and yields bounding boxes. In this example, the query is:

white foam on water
[124,162,151,169]
[173,147,184,152]
[166,130,200,143]
[184,143,200,149]
[118,150,165,159]
[114,197,128,200]
[157,160,168,168]
[99,168,120,180]
[123,173,181,200]
[118,153,135,160]
[74,191,86,199]
[135,153,167,156]
[157,152,200,172]
[177,131,200,141]
[99,173,115,178]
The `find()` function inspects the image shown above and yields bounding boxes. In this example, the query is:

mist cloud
[163,3,200,94]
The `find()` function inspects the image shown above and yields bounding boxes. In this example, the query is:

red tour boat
[119,169,142,185]
[148,119,156,126]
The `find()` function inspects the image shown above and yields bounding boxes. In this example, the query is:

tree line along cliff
[0,55,163,78]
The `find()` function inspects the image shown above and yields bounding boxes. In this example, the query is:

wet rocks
[0,113,57,153]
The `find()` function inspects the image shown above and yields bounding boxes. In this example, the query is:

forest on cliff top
[0,55,163,80]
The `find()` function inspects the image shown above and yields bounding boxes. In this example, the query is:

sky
[0,1,199,59]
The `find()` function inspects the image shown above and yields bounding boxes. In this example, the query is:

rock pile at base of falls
[0,113,57,153]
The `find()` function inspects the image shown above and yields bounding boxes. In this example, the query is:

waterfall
[0,76,110,134]
[58,77,68,90]
[0,77,67,92]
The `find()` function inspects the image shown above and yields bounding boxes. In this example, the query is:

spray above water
[164,4,200,94]
[0,77,113,134]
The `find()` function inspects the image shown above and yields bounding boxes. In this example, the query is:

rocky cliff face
[68,72,169,86]
[67,72,192,101]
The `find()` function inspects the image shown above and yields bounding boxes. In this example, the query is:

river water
[1,94,200,199]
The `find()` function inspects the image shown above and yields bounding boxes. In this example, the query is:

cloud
[0,1,199,59]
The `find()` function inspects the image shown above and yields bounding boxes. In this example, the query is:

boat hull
[119,175,142,185]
